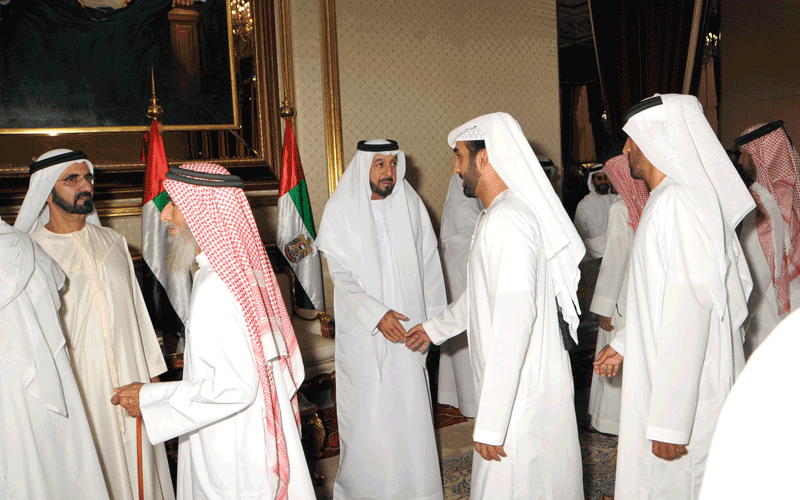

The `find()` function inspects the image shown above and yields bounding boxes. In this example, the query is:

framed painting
[0,0,238,133]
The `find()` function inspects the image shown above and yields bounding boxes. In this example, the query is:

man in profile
[112,163,315,500]
[734,121,799,357]
[594,94,754,499]
[407,113,585,499]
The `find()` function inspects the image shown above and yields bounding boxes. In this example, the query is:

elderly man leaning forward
[14,149,173,500]
[1,217,109,500]
[406,114,585,500]
[316,139,447,500]
[112,163,315,500]
[594,94,754,499]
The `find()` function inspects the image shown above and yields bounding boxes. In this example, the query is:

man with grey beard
[14,149,173,500]
[166,213,200,276]
[113,163,314,499]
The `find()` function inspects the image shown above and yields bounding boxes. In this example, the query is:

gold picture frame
[0,0,282,224]
[0,0,240,134]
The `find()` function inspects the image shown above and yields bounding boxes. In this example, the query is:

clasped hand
[378,311,433,353]
[593,344,623,378]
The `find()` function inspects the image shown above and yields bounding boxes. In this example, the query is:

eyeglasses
[58,173,95,186]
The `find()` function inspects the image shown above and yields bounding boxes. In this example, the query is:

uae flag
[141,120,191,345]
[277,119,325,310]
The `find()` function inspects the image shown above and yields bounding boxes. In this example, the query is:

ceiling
[557,0,593,49]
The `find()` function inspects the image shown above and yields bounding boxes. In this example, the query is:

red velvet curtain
[589,0,708,142]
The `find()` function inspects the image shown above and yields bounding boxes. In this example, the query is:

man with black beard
[14,149,174,500]
[573,165,618,259]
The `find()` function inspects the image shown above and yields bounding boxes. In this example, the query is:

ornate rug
[437,428,617,500]
[318,403,469,459]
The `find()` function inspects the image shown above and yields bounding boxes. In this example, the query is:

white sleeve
[472,212,539,447]
[423,290,468,345]
[139,282,259,445]
[323,252,390,335]
[590,202,632,316]
[646,197,714,445]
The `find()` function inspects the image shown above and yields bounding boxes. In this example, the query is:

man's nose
[78,175,94,191]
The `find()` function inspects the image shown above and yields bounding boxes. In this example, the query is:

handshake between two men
[377,310,434,353]
[377,309,508,463]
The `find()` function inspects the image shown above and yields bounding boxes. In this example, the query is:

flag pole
[147,67,165,123]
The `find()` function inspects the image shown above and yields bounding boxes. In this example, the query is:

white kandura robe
[438,174,481,417]
[573,191,618,259]
[424,190,583,500]
[610,178,747,499]
[587,199,632,435]
[325,196,446,500]
[739,182,800,358]
[31,223,173,500]
[140,253,315,499]
[698,308,800,500]
[1,234,109,500]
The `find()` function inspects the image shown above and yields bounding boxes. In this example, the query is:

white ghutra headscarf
[449,113,586,342]
[623,93,755,326]
[14,149,101,234]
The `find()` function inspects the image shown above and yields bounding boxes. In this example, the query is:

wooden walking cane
[137,416,144,500]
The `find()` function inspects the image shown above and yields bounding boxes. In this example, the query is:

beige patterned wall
[289,0,561,235]
[288,0,560,307]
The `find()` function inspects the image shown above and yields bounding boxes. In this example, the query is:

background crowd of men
[2,93,798,500]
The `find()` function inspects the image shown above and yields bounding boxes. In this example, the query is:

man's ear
[476,148,489,168]
[46,191,53,204]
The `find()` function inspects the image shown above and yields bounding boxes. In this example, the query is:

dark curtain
[589,0,708,142]
[559,44,606,218]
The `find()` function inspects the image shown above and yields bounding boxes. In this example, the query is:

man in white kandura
[733,121,799,358]
[406,113,585,500]
[112,163,315,500]
[1,217,109,500]
[586,154,650,435]
[594,94,754,499]
[574,164,618,259]
[437,172,482,418]
[316,139,447,499]
[15,149,173,500]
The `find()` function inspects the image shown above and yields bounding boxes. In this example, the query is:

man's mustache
[379,177,394,183]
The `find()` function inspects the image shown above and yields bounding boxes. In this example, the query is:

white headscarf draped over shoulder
[14,149,101,234]
[448,113,586,342]
[316,139,430,370]
[623,93,755,325]
[1,217,68,416]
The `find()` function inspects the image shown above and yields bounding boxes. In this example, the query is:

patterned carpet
[438,428,617,500]
[318,403,617,500]
[318,403,469,459]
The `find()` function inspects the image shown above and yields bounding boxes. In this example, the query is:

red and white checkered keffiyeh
[603,154,650,231]
[164,163,303,500]
[739,124,800,315]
